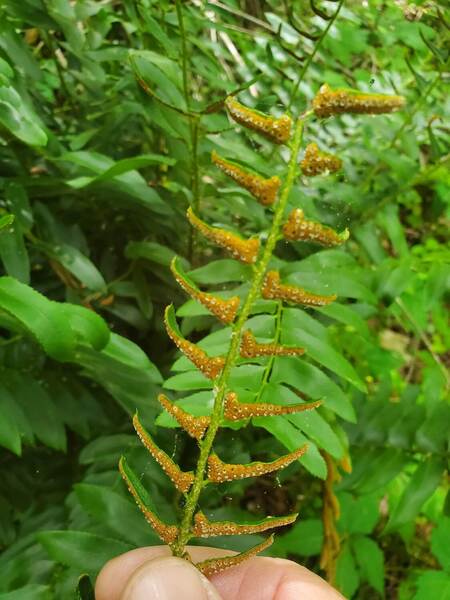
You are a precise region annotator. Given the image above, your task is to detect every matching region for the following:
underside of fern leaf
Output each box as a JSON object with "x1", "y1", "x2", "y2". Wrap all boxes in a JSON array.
[{"x1": 120, "y1": 84, "x2": 405, "y2": 575}]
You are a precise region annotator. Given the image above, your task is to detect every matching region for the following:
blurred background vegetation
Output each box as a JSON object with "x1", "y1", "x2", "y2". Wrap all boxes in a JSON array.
[{"x1": 0, "y1": 0, "x2": 448, "y2": 598}]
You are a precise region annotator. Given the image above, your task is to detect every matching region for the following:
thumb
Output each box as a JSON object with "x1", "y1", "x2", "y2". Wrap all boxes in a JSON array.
[{"x1": 120, "y1": 555, "x2": 223, "y2": 600}]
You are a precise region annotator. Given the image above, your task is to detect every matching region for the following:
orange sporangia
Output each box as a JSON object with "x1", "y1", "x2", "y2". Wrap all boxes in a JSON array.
[
  {"x1": 193, "y1": 511, "x2": 297, "y2": 537},
  {"x1": 158, "y1": 394, "x2": 210, "y2": 441},
  {"x1": 240, "y1": 329, "x2": 305, "y2": 358},
  {"x1": 225, "y1": 96, "x2": 292, "y2": 144},
  {"x1": 196, "y1": 536, "x2": 274, "y2": 576},
  {"x1": 313, "y1": 83, "x2": 405, "y2": 118},
  {"x1": 212, "y1": 150, "x2": 281, "y2": 206},
  {"x1": 187, "y1": 207, "x2": 260, "y2": 264},
  {"x1": 133, "y1": 414, "x2": 194, "y2": 493},
  {"x1": 300, "y1": 143, "x2": 342, "y2": 176},
  {"x1": 223, "y1": 391, "x2": 322, "y2": 421},
  {"x1": 207, "y1": 445, "x2": 307, "y2": 482},
  {"x1": 282, "y1": 208, "x2": 349, "y2": 247},
  {"x1": 119, "y1": 457, "x2": 179, "y2": 544},
  {"x1": 164, "y1": 305, "x2": 225, "y2": 379},
  {"x1": 262, "y1": 271, "x2": 336, "y2": 307},
  {"x1": 170, "y1": 257, "x2": 240, "y2": 324}
]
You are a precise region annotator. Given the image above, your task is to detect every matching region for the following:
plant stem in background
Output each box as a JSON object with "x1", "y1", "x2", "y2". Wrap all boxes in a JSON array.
[
  {"x1": 288, "y1": 0, "x2": 344, "y2": 110},
  {"x1": 171, "y1": 117, "x2": 306, "y2": 557},
  {"x1": 175, "y1": 0, "x2": 202, "y2": 261}
]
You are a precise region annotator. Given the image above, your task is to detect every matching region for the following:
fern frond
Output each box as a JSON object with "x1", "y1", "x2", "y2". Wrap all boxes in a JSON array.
[
  {"x1": 240, "y1": 329, "x2": 305, "y2": 357},
  {"x1": 212, "y1": 151, "x2": 281, "y2": 205},
  {"x1": 187, "y1": 207, "x2": 260, "y2": 264},
  {"x1": 119, "y1": 456, "x2": 179, "y2": 544},
  {"x1": 171, "y1": 257, "x2": 240, "y2": 324},
  {"x1": 158, "y1": 394, "x2": 210, "y2": 441},
  {"x1": 313, "y1": 84, "x2": 405, "y2": 117},
  {"x1": 300, "y1": 142, "x2": 342, "y2": 176},
  {"x1": 193, "y1": 511, "x2": 297, "y2": 537},
  {"x1": 224, "y1": 391, "x2": 322, "y2": 420},
  {"x1": 207, "y1": 445, "x2": 307, "y2": 482},
  {"x1": 283, "y1": 209, "x2": 349, "y2": 246},
  {"x1": 164, "y1": 304, "x2": 225, "y2": 379},
  {"x1": 225, "y1": 96, "x2": 292, "y2": 144},
  {"x1": 262, "y1": 271, "x2": 337, "y2": 306},
  {"x1": 195, "y1": 535, "x2": 274, "y2": 576},
  {"x1": 133, "y1": 414, "x2": 194, "y2": 493}
]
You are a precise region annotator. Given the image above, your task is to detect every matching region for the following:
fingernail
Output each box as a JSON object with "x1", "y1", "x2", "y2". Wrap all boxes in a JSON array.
[{"x1": 121, "y1": 556, "x2": 222, "y2": 600}]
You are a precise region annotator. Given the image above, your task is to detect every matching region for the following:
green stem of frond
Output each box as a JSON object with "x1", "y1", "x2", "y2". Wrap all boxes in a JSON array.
[{"x1": 171, "y1": 117, "x2": 306, "y2": 557}]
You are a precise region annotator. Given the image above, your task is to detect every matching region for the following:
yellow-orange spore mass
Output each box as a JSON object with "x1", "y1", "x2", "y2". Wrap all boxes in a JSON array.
[
  {"x1": 170, "y1": 258, "x2": 240, "y2": 324},
  {"x1": 225, "y1": 96, "x2": 292, "y2": 144},
  {"x1": 283, "y1": 208, "x2": 349, "y2": 247},
  {"x1": 164, "y1": 309, "x2": 225, "y2": 379},
  {"x1": 119, "y1": 458, "x2": 179, "y2": 544},
  {"x1": 212, "y1": 151, "x2": 280, "y2": 206},
  {"x1": 223, "y1": 391, "x2": 322, "y2": 421},
  {"x1": 262, "y1": 271, "x2": 336, "y2": 307},
  {"x1": 300, "y1": 143, "x2": 342, "y2": 176},
  {"x1": 158, "y1": 394, "x2": 210, "y2": 441},
  {"x1": 207, "y1": 445, "x2": 307, "y2": 482},
  {"x1": 193, "y1": 511, "x2": 297, "y2": 537},
  {"x1": 187, "y1": 207, "x2": 259, "y2": 264},
  {"x1": 133, "y1": 415, "x2": 194, "y2": 493},
  {"x1": 240, "y1": 329, "x2": 305, "y2": 358},
  {"x1": 196, "y1": 536, "x2": 274, "y2": 576},
  {"x1": 313, "y1": 83, "x2": 405, "y2": 118}
]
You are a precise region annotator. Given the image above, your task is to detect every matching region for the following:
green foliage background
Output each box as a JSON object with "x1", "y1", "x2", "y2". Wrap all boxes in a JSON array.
[{"x1": 0, "y1": 0, "x2": 448, "y2": 598}]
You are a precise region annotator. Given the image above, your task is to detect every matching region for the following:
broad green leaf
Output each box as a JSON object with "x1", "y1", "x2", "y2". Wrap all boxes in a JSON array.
[
  {"x1": 79, "y1": 435, "x2": 139, "y2": 466},
  {"x1": 129, "y1": 50, "x2": 185, "y2": 109},
  {"x1": 0, "y1": 21, "x2": 42, "y2": 80},
  {"x1": 0, "y1": 586, "x2": 51, "y2": 600},
  {"x1": 254, "y1": 416, "x2": 327, "y2": 479},
  {"x1": 339, "y1": 448, "x2": 407, "y2": 494},
  {"x1": 38, "y1": 531, "x2": 132, "y2": 574},
  {"x1": 0, "y1": 277, "x2": 75, "y2": 361},
  {"x1": 0, "y1": 57, "x2": 13, "y2": 80},
  {"x1": 271, "y1": 519, "x2": 323, "y2": 558},
  {"x1": 281, "y1": 316, "x2": 366, "y2": 392},
  {"x1": 164, "y1": 370, "x2": 212, "y2": 391},
  {"x1": 5, "y1": 183, "x2": 33, "y2": 231},
  {"x1": 38, "y1": 242, "x2": 106, "y2": 292},
  {"x1": 270, "y1": 357, "x2": 355, "y2": 422},
  {"x1": 338, "y1": 492, "x2": 380, "y2": 535},
  {"x1": 413, "y1": 571, "x2": 450, "y2": 600},
  {"x1": 189, "y1": 260, "x2": 252, "y2": 285},
  {"x1": 352, "y1": 535, "x2": 385, "y2": 596},
  {"x1": 385, "y1": 457, "x2": 445, "y2": 533},
  {"x1": 0, "y1": 379, "x2": 33, "y2": 445},
  {"x1": 335, "y1": 544, "x2": 360, "y2": 599},
  {"x1": 59, "y1": 151, "x2": 170, "y2": 215},
  {"x1": 0, "y1": 224, "x2": 29, "y2": 283},
  {"x1": 377, "y1": 204, "x2": 409, "y2": 258},
  {"x1": 314, "y1": 303, "x2": 370, "y2": 337},
  {"x1": 97, "y1": 335, "x2": 159, "y2": 381},
  {"x1": 62, "y1": 304, "x2": 110, "y2": 352},
  {"x1": 0, "y1": 384, "x2": 21, "y2": 455},
  {"x1": 0, "y1": 86, "x2": 47, "y2": 146},
  {"x1": 431, "y1": 517, "x2": 450, "y2": 571},
  {"x1": 12, "y1": 374, "x2": 66, "y2": 451},
  {"x1": 262, "y1": 384, "x2": 345, "y2": 458},
  {"x1": 126, "y1": 241, "x2": 182, "y2": 268},
  {"x1": 0, "y1": 215, "x2": 14, "y2": 232},
  {"x1": 415, "y1": 403, "x2": 450, "y2": 453},
  {"x1": 82, "y1": 154, "x2": 176, "y2": 184}
]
